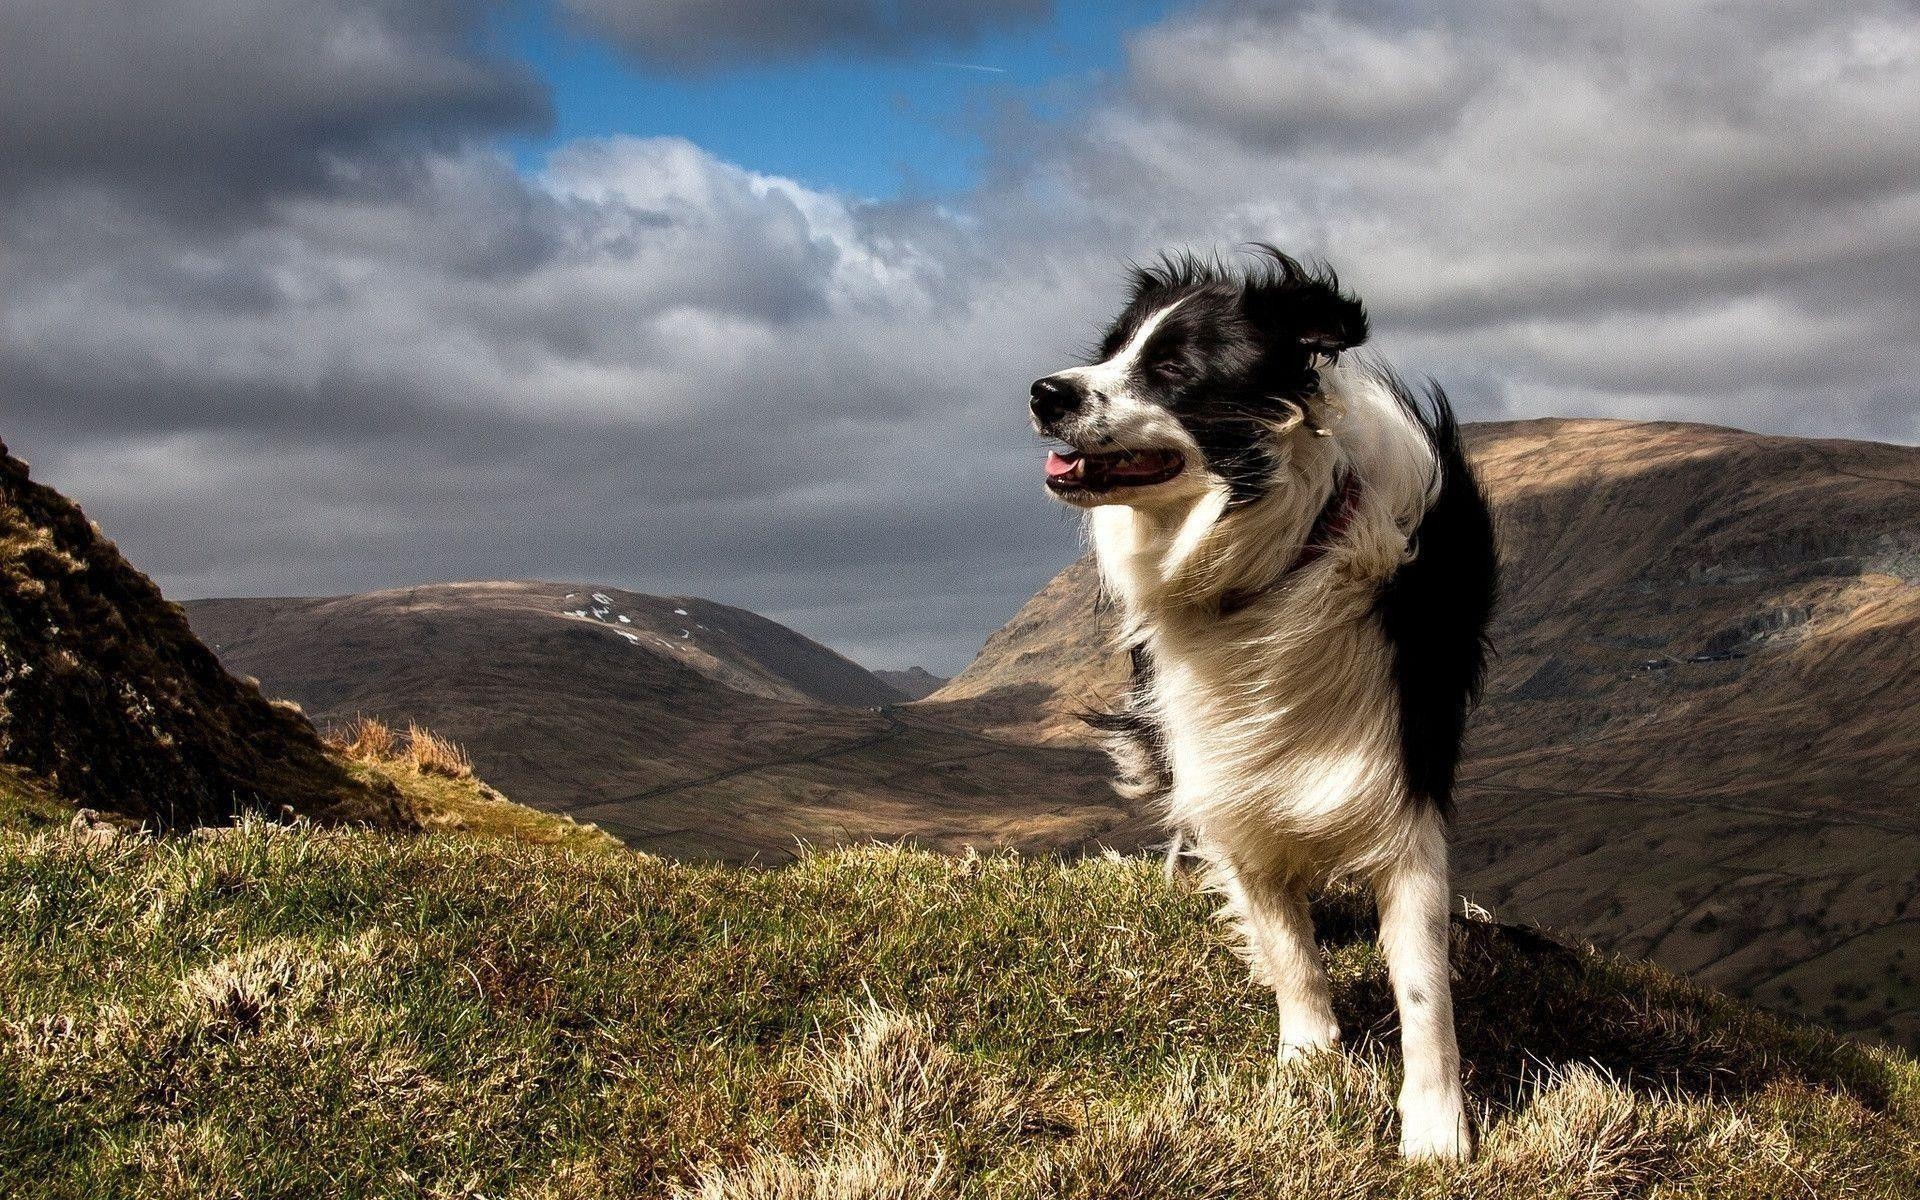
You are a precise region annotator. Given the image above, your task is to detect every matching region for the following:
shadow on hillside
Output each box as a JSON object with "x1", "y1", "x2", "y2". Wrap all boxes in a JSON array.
[
  {"x1": 912, "y1": 682, "x2": 1109, "y2": 740},
  {"x1": 1307, "y1": 890, "x2": 1894, "y2": 1115}
]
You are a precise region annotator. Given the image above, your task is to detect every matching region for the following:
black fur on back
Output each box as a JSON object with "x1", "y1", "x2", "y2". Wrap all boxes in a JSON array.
[{"x1": 1374, "y1": 375, "x2": 1499, "y2": 816}]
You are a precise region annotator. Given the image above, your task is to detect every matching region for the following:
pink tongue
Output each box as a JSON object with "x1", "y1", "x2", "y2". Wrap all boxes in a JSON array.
[{"x1": 1046, "y1": 450, "x2": 1080, "y2": 478}]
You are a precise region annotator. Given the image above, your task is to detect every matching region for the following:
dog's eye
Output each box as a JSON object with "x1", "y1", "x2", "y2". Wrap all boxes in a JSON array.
[{"x1": 1152, "y1": 358, "x2": 1193, "y2": 383}]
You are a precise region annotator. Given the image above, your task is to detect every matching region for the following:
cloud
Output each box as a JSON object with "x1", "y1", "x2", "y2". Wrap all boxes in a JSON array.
[
  {"x1": 1128, "y1": 8, "x2": 1474, "y2": 150},
  {"x1": 559, "y1": 0, "x2": 1052, "y2": 71},
  {"x1": 0, "y1": 0, "x2": 548, "y2": 216},
  {"x1": 1021, "y1": 0, "x2": 1920, "y2": 438},
  {"x1": 1, "y1": 130, "x2": 1093, "y2": 669},
  {"x1": 3, "y1": 0, "x2": 1917, "y2": 675}
]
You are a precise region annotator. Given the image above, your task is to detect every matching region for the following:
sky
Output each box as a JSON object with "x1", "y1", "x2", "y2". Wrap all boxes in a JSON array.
[{"x1": 3, "y1": 1, "x2": 1917, "y2": 674}]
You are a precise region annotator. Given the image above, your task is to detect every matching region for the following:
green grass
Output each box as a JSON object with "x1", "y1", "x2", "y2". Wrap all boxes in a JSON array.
[
  {"x1": 0, "y1": 764, "x2": 70, "y2": 831},
  {"x1": 328, "y1": 714, "x2": 625, "y2": 854},
  {"x1": 1, "y1": 823, "x2": 1915, "y2": 1198},
  {"x1": 346, "y1": 755, "x2": 624, "y2": 855}
]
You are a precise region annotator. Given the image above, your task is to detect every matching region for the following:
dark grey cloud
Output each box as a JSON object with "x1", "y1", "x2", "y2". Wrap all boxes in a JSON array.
[
  {"x1": 4, "y1": 0, "x2": 1917, "y2": 675},
  {"x1": 1, "y1": 122, "x2": 1090, "y2": 669},
  {"x1": 0, "y1": 0, "x2": 547, "y2": 213},
  {"x1": 559, "y1": 0, "x2": 1052, "y2": 71}
]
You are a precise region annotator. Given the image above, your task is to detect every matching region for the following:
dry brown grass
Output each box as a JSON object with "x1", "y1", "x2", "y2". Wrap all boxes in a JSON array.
[
  {"x1": 3, "y1": 830, "x2": 1913, "y2": 1199},
  {"x1": 404, "y1": 721, "x2": 473, "y2": 778},
  {"x1": 329, "y1": 715, "x2": 472, "y2": 779},
  {"x1": 681, "y1": 1010, "x2": 1023, "y2": 1200},
  {"x1": 177, "y1": 941, "x2": 337, "y2": 1041},
  {"x1": 323, "y1": 715, "x2": 618, "y2": 852},
  {"x1": 331, "y1": 714, "x2": 400, "y2": 763}
]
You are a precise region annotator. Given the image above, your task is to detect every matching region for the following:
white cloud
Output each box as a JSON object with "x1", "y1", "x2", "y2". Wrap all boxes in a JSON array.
[
  {"x1": 4, "y1": 0, "x2": 1917, "y2": 674},
  {"x1": 1130, "y1": 9, "x2": 1473, "y2": 149},
  {"x1": 1013, "y1": 0, "x2": 1920, "y2": 440}
]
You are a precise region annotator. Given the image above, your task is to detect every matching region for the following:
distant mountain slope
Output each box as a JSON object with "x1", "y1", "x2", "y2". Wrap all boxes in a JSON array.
[
  {"x1": 189, "y1": 582, "x2": 902, "y2": 711},
  {"x1": 0, "y1": 440, "x2": 399, "y2": 829},
  {"x1": 926, "y1": 418, "x2": 1920, "y2": 1051},
  {"x1": 929, "y1": 554, "x2": 1112, "y2": 741},
  {"x1": 186, "y1": 583, "x2": 1132, "y2": 860},
  {"x1": 875, "y1": 666, "x2": 947, "y2": 700}
]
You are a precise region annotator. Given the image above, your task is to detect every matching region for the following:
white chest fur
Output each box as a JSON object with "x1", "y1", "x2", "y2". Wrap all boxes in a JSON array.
[{"x1": 1091, "y1": 498, "x2": 1416, "y2": 883}]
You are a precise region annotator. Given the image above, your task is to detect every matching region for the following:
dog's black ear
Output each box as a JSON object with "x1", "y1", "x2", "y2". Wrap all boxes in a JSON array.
[{"x1": 1240, "y1": 245, "x2": 1369, "y2": 354}]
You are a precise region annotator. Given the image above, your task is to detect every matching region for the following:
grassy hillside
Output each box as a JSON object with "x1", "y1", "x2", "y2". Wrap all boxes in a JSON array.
[
  {"x1": 330, "y1": 716, "x2": 622, "y2": 855},
  {"x1": 0, "y1": 763, "x2": 72, "y2": 831},
  {"x1": 3, "y1": 822, "x2": 1914, "y2": 1198}
]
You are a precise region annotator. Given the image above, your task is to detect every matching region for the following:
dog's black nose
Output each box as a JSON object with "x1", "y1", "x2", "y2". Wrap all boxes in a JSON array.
[{"x1": 1029, "y1": 375, "x2": 1080, "y2": 426}]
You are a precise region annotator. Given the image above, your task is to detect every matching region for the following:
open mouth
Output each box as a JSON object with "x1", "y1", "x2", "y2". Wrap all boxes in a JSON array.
[{"x1": 1045, "y1": 447, "x2": 1186, "y2": 493}]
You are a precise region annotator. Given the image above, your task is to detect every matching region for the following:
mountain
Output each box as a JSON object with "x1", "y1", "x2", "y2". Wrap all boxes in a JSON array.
[
  {"x1": 0, "y1": 440, "x2": 400, "y2": 829},
  {"x1": 931, "y1": 554, "x2": 1113, "y2": 742},
  {"x1": 185, "y1": 582, "x2": 1142, "y2": 860},
  {"x1": 190, "y1": 583, "x2": 902, "y2": 711},
  {"x1": 930, "y1": 418, "x2": 1920, "y2": 1051},
  {"x1": 874, "y1": 666, "x2": 947, "y2": 700}
]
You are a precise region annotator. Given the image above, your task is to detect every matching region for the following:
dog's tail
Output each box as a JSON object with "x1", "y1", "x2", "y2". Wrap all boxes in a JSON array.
[{"x1": 1375, "y1": 379, "x2": 1500, "y2": 815}]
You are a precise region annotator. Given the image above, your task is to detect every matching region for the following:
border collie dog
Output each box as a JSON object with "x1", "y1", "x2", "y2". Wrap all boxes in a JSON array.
[{"x1": 1032, "y1": 247, "x2": 1497, "y2": 1159}]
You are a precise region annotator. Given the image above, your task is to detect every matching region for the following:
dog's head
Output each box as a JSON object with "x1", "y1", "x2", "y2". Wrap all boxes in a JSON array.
[{"x1": 1032, "y1": 246, "x2": 1367, "y2": 509}]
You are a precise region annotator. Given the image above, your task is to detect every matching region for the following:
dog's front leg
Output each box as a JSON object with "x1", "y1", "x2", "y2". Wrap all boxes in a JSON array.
[
  {"x1": 1227, "y1": 870, "x2": 1341, "y2": 1058},
  {"x1": 1374, "y1": 810, "x2": 1472, "y2": 1160}
]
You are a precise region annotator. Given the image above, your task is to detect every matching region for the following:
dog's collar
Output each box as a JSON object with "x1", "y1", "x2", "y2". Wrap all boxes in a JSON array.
[
  {"x1": 1289, "y1": 470, "x2": 1363, "y2": 574},
  {"x1": 1218, "y1": 471, "x2": 1362, "y2": 616}
]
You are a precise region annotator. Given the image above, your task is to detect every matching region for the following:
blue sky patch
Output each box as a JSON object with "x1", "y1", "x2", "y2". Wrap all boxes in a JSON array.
[{"x1": 499, "y1": 0, "x2": 1175, "y2": 198}]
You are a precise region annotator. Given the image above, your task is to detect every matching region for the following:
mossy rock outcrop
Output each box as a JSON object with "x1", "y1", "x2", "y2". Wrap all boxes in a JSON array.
[{"x1": 0, "y1": 440, "x2": 399, "y2": 828}]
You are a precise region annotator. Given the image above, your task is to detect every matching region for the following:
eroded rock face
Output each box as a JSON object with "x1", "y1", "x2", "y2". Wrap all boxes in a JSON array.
[{"x1": 0, "y1": 440, "x2": 399, "y2": 829}]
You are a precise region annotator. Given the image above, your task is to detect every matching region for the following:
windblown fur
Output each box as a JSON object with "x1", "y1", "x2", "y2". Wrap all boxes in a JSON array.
[{"x1": 1031, "y1": 247, "x2": 1498, "y2": 1159}]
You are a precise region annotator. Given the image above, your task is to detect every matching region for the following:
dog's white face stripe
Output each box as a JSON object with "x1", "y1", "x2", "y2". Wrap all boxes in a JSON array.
[
  {"x1": 1052, "y1": 297, "x2": 1187, "y2": 399},
  {"x1": 1043, "y1": 298, "x2": 1204, "y2": 469}
]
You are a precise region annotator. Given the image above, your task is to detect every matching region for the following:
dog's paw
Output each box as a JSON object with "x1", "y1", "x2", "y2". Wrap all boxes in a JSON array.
[
  {"x1": 1277, "y1": 1018, "x2": 1341, "y2": 1063},
  {"x1": 1397, "y1": 1091, "x2": 1474, "y2": 1161}
]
